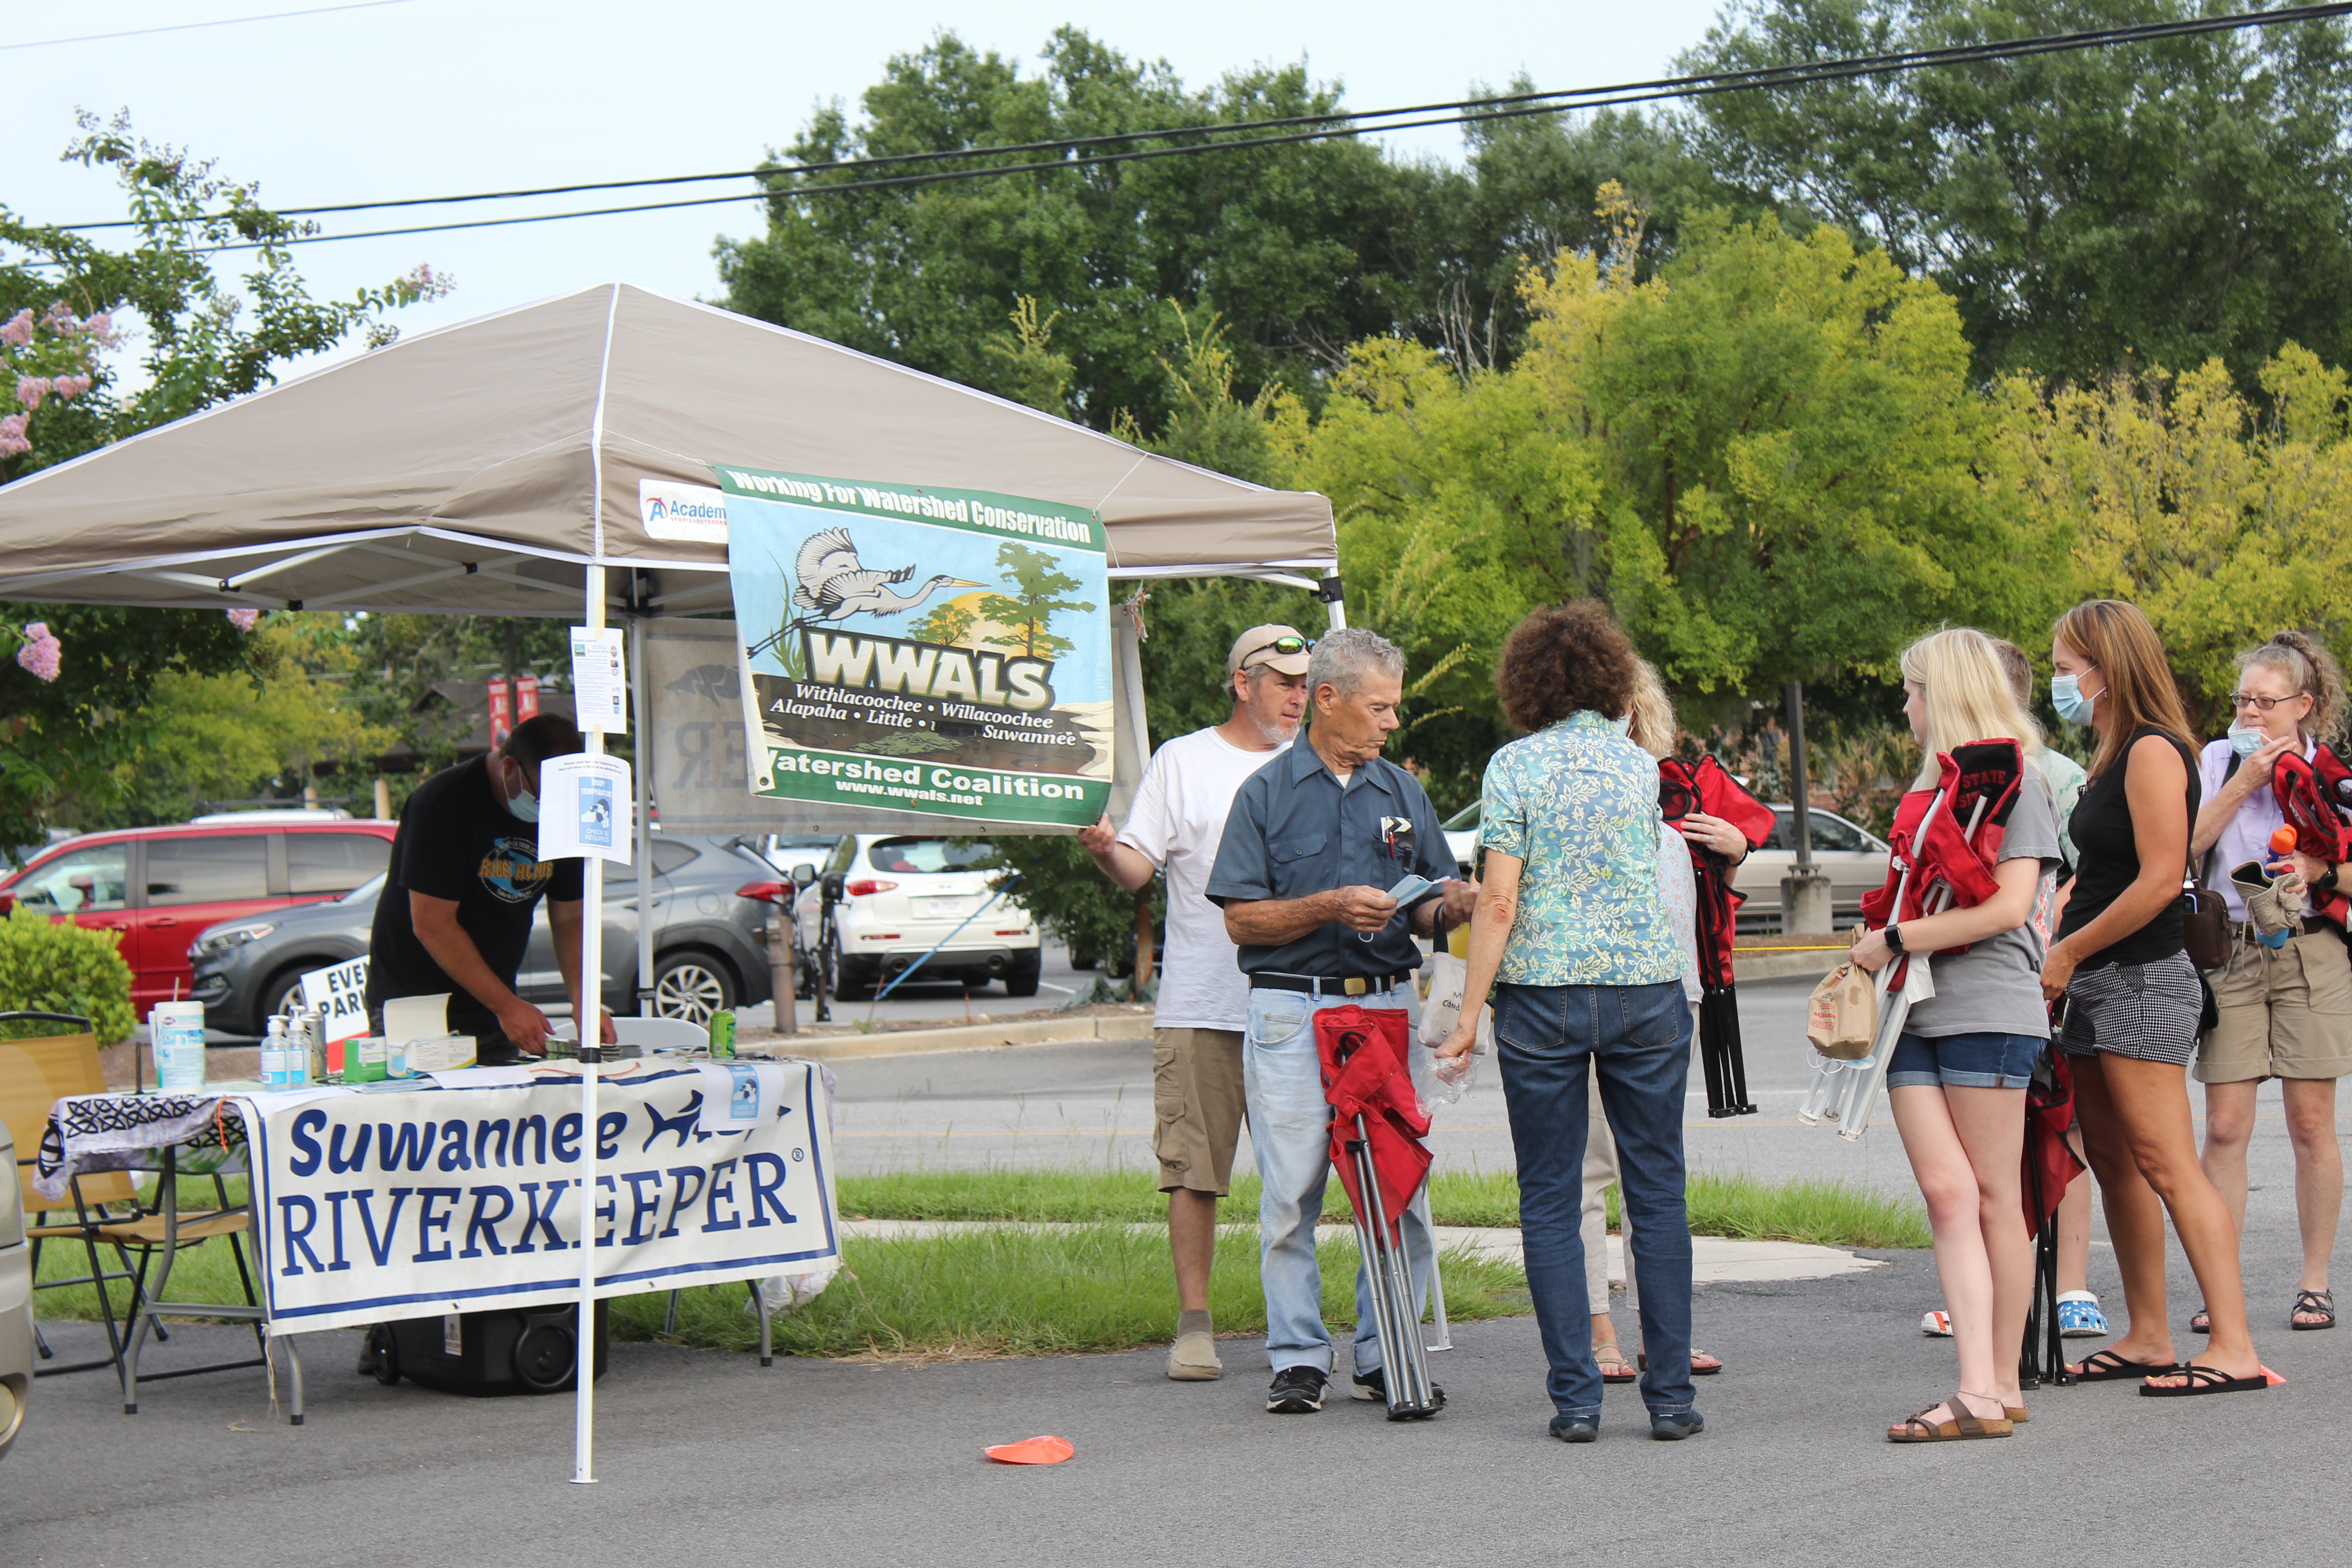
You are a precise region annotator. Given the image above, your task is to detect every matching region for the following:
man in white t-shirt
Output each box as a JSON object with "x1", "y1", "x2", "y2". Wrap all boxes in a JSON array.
[{"x1": 1079, "y1": 624, "x2": 1310, "y2": 1382}]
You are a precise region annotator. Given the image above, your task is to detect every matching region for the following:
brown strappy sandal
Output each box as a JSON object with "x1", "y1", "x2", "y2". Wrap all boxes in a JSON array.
[{"x1": 1888, "y1": 1392, "x2": 2014, "y2": 1443}]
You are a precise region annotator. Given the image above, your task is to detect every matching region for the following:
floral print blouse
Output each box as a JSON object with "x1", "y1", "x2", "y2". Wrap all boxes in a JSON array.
[{"x1": 1478, "y1": 710, "x2": 1683, "y2": 988}]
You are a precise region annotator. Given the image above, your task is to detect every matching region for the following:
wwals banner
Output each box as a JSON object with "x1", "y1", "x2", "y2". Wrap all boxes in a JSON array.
[
  {"x1": 716, "y1": 464, "x2": 1111, "y2": 828},
  {"x1": 244, "y1": 1063, "x2": 837, "y2": 1334}
]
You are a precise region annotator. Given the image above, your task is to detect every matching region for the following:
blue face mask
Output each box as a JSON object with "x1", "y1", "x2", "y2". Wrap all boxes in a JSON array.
[
  {"x1": 2229, "y1": 724, "x2": 2268, "y2": 757},
  {"x1": 499, "y1": 760, "x2": 540, "y2": 823},
  {"x1": 2051, "y1": 670, "x2": 2099, "y2": 727}
]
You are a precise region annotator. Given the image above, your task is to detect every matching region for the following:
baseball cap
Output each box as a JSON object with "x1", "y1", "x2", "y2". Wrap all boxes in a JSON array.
[{"x1": 1227, "y1": 624, "x2": 1312, "y2": 676}]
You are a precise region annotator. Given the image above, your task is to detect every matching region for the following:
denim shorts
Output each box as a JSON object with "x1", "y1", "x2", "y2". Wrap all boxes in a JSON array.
[{"x1": 1884, "y1": 1030, "x2": 2045, "y2": 1090}]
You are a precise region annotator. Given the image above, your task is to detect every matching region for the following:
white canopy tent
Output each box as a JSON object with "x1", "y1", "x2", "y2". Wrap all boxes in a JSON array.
[{"x1": 0, "y1": 282, "x2": 1341, "y2": 1479}]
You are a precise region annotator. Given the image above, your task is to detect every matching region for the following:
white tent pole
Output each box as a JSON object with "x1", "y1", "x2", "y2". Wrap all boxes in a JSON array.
[
  {"x1": 573, "y1": 564, "x2": 606, "y2": 1486},
  {"x1": 573, "y1": 284, "x2": 620, "y2": 1487},
  {"x1": 630, "y1": 615, "x2": 655, "y2": 1018}
]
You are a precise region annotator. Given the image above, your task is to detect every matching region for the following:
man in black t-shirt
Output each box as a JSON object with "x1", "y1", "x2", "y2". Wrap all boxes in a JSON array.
[{"x1": 367, "y1": 714, "x2": 614, "y2": 1063}]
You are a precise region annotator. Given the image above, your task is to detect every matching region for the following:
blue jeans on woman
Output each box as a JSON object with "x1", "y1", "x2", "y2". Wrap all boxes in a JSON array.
[{"x1": 1494, "y1": 979, "x2": 1696, "y2": 1422}]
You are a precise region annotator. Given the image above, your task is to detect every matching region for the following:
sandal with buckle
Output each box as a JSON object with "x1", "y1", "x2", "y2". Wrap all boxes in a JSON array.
[
  {"x1": 1595, "y1": 1344, "x2": 1638, "y2": 1383},
  {"x1": 2293, "y1": 1289, "x2": 2335, "y2": 1331},
  {"x1": 1889, "y1": 1392, "x2": 2013, "y2": 1442}
]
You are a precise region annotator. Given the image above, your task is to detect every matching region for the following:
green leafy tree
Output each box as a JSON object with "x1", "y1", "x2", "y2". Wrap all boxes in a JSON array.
[
  {"x1": 978, "y1": 543, "x2": 1096, "y2": 660},
  {"x1": 0, "y1": 114, "x2": 450, "y2": 848},
  {"x1": 907, "y1": 599, "x2": 979, "y2": 648},
  {"x1": 1680, "y1": 0, "x2": 2352, "y2": 388}
]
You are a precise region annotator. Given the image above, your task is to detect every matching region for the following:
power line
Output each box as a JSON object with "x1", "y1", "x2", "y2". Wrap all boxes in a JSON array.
[
  {"x1": 37, "y1": 0, "x2": 2352, "y2": 251},
  {"x1": 1, "y1": 0, "x2": 420, "y2": 52}
]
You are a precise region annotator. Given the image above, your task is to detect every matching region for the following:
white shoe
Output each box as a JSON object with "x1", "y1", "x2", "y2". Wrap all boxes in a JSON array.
[
  {"x1": 1167, "y1": 1330, "x2": 1223, "y2": 1381},
  {"x1": 1920, "y1": 1310, "x2": 1953, "y2": 1337}
]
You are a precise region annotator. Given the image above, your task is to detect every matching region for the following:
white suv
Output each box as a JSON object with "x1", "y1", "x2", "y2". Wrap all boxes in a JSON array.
[{"x1": 796, "y1": 834, "x2": 1041, "y2": 1001}]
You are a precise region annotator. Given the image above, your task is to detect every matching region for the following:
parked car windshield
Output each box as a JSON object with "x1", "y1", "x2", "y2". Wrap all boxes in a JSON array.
[
  {"x1": 867, "y1": 838, "x2": 995, "y2": 874},
  {"x1": 1441, "y1": 801, "x2": 1481, "y2": 832}
]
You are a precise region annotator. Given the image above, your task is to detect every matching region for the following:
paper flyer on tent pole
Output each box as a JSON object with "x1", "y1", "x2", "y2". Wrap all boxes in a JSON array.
[{"x1": 713, "y1": 464, "x2": 1112, "y2": 829}]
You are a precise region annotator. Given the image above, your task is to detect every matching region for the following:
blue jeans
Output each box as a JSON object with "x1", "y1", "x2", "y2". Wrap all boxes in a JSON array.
[
  {"x1": 1494, "y1": 980, "x2": 1696, "y2": 1420},
  {"x1": 1243, "y1": 983, "x2": 1435, "y2": 1376}
]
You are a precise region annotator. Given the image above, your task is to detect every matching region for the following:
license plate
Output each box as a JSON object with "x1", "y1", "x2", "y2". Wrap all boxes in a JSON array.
[{"x1": 926, "y1": 899, "x2": 966, "y2": 917}]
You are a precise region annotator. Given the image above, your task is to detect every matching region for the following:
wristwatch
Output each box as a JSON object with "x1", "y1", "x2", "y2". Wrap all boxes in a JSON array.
[
  {"x1": 2319, "y1": 864, "x2": 2342, "y2": 894},
  {"x1": 1885, "y1": 925, "x2": 1906, "y2": 955}
]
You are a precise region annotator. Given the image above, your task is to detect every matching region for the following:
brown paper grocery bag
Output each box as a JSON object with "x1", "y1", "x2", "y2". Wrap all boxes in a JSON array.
[{"x1": 1806, "y1": 963, "x2": 1878, "y2": 1060}]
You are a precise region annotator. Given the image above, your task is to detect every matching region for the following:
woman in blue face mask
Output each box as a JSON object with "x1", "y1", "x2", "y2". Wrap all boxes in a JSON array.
[
  {"x1": 2187, "y1": 631, "x2": 2351, "y2": 1335},
  {"x1": 2043, "y1": 599, "x2": 2267, "y2": 1396}
]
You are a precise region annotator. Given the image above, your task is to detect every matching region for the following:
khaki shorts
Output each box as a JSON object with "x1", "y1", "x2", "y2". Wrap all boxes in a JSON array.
[
  {"x1": 2195, "y1": 927, "x2": 2352, "y2": 1083},
  {"x1": 1152, "y1": 1027, "x2": 1247, "y2": 1195}
]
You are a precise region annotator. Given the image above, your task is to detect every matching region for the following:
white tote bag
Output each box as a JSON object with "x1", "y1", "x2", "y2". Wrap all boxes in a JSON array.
[{"x1": 1418, "y1": 952, "x2": 1494, "y2": 1053}]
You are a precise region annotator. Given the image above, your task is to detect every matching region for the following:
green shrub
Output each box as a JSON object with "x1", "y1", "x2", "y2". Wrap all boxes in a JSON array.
[{"x1": 0, "y1": 907, "x2": 135, "y2": 1043}]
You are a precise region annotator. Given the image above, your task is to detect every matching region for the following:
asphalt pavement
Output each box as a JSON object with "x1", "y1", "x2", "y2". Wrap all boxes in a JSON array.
[{"x1": 18, "y1": 971, "x2": 2346, "y2": 1564}]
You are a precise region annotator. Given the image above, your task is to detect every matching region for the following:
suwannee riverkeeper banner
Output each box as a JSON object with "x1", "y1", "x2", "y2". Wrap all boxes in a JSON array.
[{"x1": 715, "y1": 464, "x2": 1112, "y2": 828}]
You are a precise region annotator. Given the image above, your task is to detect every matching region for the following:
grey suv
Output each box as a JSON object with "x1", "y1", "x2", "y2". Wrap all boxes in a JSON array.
[{"x1": 188, "y1": 835, "x2": 779, "y2": 1033}]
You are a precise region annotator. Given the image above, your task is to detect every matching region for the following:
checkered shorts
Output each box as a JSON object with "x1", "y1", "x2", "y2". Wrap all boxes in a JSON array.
[{"x1": 2059, "y1": 951, "x2": 2203, "y2": 1067}]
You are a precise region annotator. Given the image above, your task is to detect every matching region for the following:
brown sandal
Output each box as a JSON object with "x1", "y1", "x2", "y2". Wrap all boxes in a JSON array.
[
  {"x1": 1888, "y1": 1393, "x2": 2014, "y2": 1443},
  {"x1": 1595, "y1": 1344, "x2": 1638, "y2": 1383}
]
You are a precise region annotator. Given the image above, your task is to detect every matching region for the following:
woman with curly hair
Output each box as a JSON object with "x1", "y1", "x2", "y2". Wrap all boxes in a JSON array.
[
  {"x1": 1438, "y1": 602, "x2": 1700, "y2": 1444},
  {"x1": 2189, "y1": 630, "x2": 2352, "y2": 1334}
]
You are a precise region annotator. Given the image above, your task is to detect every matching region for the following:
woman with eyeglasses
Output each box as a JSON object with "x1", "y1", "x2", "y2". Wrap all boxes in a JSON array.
[
  {"x1": 2043, "y1": 600, "x2": 2266, "y2": 1396},
  {"x1": 2187, "y1": 631, "x2": 2352, "y2": 1335}
]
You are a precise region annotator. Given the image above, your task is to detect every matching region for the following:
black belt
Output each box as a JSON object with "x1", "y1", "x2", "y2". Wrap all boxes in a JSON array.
[
  {"x1": 2230, "y1": 916, "x2": 2336, "y2": 938},
  {"x1": 1250, "y1": 970, "x2": 1412, "y2": 997}
]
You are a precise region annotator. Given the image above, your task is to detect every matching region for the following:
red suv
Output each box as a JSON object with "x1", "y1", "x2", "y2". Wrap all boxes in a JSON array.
[{"x1": 0, "y1": 820, "x2": 397, "y2": 1019}]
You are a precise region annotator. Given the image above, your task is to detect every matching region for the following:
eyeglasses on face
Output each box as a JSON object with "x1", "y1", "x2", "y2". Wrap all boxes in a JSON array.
[{"x1": 2230, "y1": 691, "x2": 2305, "y2": 712}]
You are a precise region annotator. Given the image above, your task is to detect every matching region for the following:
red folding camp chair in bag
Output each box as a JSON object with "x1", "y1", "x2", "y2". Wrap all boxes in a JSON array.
[
  {"x1": 1313, "y1": 1005, "x2": 1442, "y2": 1420},
  {"x1": 1658, "y1": 756, "x2": 1777, "y2": 1117},
  {"x1": 2273, "y1": 747, "x2": 2352, "y2": 927}
]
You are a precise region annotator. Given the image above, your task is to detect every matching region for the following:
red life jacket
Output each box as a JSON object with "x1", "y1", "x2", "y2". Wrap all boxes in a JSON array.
[
  {"x1": 1658, "y1": 756, "x2": 1778, "y2": 991},
  {"x1": 1859, "y1": 740, "x2": 2027, "y2": 943},
  {"x1": 2272, "y1": 745, "x2": 2352, "y2": 926}
]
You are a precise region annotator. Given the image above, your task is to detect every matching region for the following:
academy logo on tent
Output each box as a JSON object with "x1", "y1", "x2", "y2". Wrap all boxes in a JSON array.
[{"x1": 638, "y1": 479, "x2": 730, "y2": 543}]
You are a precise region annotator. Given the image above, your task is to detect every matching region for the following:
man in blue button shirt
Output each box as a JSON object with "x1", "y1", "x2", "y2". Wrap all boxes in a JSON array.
[{"x1": 1207, "y1": 626, "x2": 1477, "y2": 1414}]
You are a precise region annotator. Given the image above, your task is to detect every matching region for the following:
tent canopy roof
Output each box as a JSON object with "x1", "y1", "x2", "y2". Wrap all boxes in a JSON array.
[{"x1": 0, "y1": 284, "x2": 1335, "y2": 617}]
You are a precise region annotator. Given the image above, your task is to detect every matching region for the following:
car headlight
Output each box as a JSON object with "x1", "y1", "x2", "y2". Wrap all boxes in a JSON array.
[{"x1": 192, "y1": 922, "x2": 275, "y2": 958}]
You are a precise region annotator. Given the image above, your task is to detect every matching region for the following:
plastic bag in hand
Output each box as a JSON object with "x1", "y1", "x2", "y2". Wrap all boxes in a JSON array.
[{"x1": 1428, "y1": 1048, "x2": 1479, "y2": 1105}]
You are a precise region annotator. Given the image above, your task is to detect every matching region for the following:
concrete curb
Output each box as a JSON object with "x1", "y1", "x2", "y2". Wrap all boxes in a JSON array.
[
  {"x1": 1732, "y1": 950, "x2": 1845, "y2": 984},
  {"x1": 755, "y1": 1013, "x2": 1155, "y2": 1061}
]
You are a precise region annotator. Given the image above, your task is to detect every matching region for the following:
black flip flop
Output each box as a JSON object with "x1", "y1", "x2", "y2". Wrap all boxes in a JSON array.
[
  {"x1": 2068, "y1": 1348, "x2": 2178, "y2": 1382},
  {"x1": 2292, "y1": 1289, "x2": 2335, "y2": 1331},
  {"x1": 2139, "y1": 1362, "x2": 2267, "y2": 1397}
]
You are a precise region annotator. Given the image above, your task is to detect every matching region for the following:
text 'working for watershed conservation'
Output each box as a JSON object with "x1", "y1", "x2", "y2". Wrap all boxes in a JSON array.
[{"x1": 716, "y1": 465, "x2": 1111, "y2": 828}]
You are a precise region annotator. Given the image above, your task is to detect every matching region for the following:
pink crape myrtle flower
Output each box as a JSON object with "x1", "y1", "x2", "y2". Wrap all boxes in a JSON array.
[
  {"x1": 81, "y1": 311, "x2": 119, "y2": 349},
  {"x1": 0, "y1": 414, "x2": 27, "y2": 459},
  {"x1": 49, "y1": 374, "x2": 92, "y2": 402},
  {"x1": 0, "y1": 310, "x2": 30, "y2": 349},
  {"x1": 15, "y1": 622, "x2": 61, "y2": 682},
  {"x1": 15, "y1": 376, "x2": 46, "y2": 410},
  {"x1": 225, "y1": 608, "x2": 261, "y2": 632}
]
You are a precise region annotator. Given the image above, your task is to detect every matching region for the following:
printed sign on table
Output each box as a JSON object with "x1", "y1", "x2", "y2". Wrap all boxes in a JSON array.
[
  {"x1": 297, "y1": 956, "x2": 372, "y2": 1044},
  {"x1": 242, "y1": 1063, "x2": 838, "y2": 1334},
  {"x1": 715, "y1": 464, "x2": 1111, "y2": 828}
]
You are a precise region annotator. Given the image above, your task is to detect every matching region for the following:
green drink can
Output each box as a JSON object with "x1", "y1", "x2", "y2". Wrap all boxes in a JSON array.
[{"x1": 708, "y1": 1009, "x2": 736, "y2": 1058}]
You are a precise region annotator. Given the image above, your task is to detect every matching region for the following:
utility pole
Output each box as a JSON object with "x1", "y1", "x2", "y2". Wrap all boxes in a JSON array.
[{"x1": 1779, "y1": 680, "x2": 1832, "y2": 935}]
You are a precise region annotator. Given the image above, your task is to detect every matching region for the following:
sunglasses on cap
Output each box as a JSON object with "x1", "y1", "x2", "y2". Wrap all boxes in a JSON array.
[{"x1": 1238, "y1": 634, "x2": 1311, "y2": 664}]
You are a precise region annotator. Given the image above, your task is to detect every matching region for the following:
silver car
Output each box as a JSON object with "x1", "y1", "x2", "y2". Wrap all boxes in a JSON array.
[
  {"x1": 188, "y1": 835, "x2": 781, "y2": 1032},
  {"x1": 0, "y1": 1110, "x2": 30, "y2": 1463}
]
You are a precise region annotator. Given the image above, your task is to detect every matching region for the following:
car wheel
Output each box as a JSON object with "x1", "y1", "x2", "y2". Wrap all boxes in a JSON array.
[
  {"x1": 823, "y1": 932, "x2": 873, "y2": 1002},
  {"x1": 652, "y1": 952, "x2": 735, "y2": 1024},
  {"x1": 1003, "y1": 952, "x2": 1041, "y2": 998},
  {"x1": 255, "y1": 966, "x2": 309, "y2": 1035}
]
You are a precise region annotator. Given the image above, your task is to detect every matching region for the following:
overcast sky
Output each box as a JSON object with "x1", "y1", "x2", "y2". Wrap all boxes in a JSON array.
[{"x1": 7, "y1": 0, "x2": 1728, "y2": 377}]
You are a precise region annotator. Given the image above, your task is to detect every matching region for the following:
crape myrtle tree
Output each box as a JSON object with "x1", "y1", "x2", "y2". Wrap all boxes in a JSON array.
[{"x1": 0, "y1": 113, "x2": 450, "y2": 853}]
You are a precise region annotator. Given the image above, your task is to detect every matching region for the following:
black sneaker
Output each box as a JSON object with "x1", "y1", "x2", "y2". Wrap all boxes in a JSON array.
[
  {"x1": 1350, "y1": 1365, "x2": 1446, "y2": 1410},
  {"x1": 1267, "y1": 1366, "x2": 1328, "y2": 1414},
  {"x1": 1650, "y1": 1411, "x2": 1705, "y2": 1441},
  {"x1": 1550, "y1": 1414, "x2": 1600, "y2": 1443}
]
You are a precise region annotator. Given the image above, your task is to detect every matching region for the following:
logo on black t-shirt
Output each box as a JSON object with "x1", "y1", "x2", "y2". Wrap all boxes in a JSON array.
[{"x1": 478, "y1": 836, "x2": 552, "y2": 905}]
